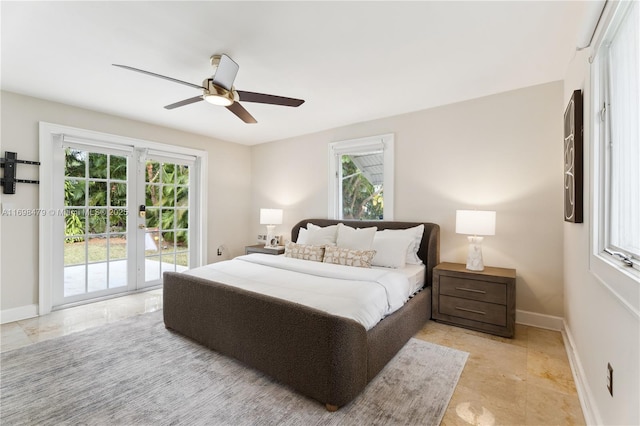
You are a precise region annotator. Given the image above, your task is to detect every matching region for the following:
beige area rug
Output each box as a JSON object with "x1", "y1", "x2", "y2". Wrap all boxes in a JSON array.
[{"x1": 1, "y1": 310, "x2": 468, "y2": 425}]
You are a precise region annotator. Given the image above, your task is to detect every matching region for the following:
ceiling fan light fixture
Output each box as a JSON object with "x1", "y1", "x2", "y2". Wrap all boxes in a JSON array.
[
  {"x1": 204, "y1": 93, "x2": 233, "y2": 106},
  {"x1": 203, "y1": 79, "x2": 234, "y2": 106}
]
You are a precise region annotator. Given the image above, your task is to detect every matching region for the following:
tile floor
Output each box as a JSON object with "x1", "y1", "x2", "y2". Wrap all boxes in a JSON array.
[{"x1": 1, "y1": 289, "x2": 585, "y2": 425}]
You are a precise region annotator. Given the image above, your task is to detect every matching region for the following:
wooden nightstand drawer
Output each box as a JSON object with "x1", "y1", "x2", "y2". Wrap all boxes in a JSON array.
[
  {"x1": 439, "y1": 295, "x2": 507, "y2": 327},
  {"x1": 439, "y1": 276, "x2": 506, "y2": 304},
  {"x1": 432, "y1": 262, "x2": 516, "y2": 338}
]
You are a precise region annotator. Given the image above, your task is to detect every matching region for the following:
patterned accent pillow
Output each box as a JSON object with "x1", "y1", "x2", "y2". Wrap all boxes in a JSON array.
[
  {"x1": 284, "y1": 242, "x2": 325, "y2": 262},
  {"x1": 322, "y1": 246, "x2": 376, "y2": 268}
]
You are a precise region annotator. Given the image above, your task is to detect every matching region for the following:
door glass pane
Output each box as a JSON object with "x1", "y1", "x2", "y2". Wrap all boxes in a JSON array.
[
  {"x1": 64, "y1": 239, "x2": 86, "y2": 266},
  {"x1": 87, "y1": 262, "x2": 107, "y2": 292},
  {"x1": 162, "y1": 164, "x2": 175, "y2": 184},
  {"x1": 145, "y1": 230, "x2": 160, "y2": 255},
  {"x1": 145, "y1": 161, "x2": 160, "y2": 182},
  {"x1": 88, "y1": 153, "x2": 107, "y2": 178},
  {"x1": 88, "y1": 181, "x2": 107, "y2": 206},
  {"x1": 109, "y1": 234, "x2": 127, "y2": 260},
  {"x1": 88, "y1": 209, "x2": 107, "y2": 234},
  {"x1": 110, "y1": 209, "x2": 127, "y2": 233},
  {"x1": 176, "y1": 165, "x2": 189, "y2": 184},
  {"x1": 65, "y1": 180, "x2": 86, "y2": 206},
  {"x1": 63, "y1": 149, "x2": 128, "y2": 299},
  {"x1": 176, "y1": 209, "x2": 188, "y2": 228},
  {"x1": 110, "y1": 155, "x2": 127, "y2": 180},
  {"x1": 146, "y1": 184, "x2": 161, "y2": 207},
  {"x1": 145, "y1": 256, "x2": 161, "y2": 282},
  {"x1": 162, "y1": 186, "x2": 175, "y2": 207},
  {"x1": 110, "y1": 183, "x2": 127, "y2": 206},
  {"x1": 65, "y1": 149, "x2": 86, "y2": 178},
  {"x1": 146, "y1": 208, "x2": 159, "y2": 228}
]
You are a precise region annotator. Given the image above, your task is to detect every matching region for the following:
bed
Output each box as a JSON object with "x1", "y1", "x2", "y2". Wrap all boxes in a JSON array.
[{"x1": 163, "y1": 219, "x2": 440, "y2": 410}]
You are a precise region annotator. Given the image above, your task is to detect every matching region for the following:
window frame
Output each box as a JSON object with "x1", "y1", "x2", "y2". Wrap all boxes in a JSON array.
[
  {"x1": 589, "y1": 0, "x2": 639, "y2": 314},
  {"x1": 328, "y1": 134, "x2": 394, "y2": 221}
]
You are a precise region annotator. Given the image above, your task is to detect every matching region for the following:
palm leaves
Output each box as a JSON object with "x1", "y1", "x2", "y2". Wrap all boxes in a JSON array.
[{"x1": 341, "y1": 155, "x2": 384, "y2": 220}]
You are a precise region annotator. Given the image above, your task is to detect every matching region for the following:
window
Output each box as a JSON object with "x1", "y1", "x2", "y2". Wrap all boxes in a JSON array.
[
  {"x1": 328, "y1": 134, "x2": 394, "y2": 220},
  {"x1": 593, "y1": 1, "x2": 640, "y2": 272}
]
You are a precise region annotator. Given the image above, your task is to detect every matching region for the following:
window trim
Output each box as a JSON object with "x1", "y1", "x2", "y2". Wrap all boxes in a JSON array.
[
  {"x1": 589, "y1": 0, "x2": 640, "y2": 318},
  {"x1": 328, "y1": 134, "x2": 394, "y2": 220}
]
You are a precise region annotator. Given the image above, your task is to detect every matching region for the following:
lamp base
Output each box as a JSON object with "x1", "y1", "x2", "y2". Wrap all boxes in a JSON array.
[
  {"x1": 265, "y1": 225, "x2": 277, "y2": 248},
  {"x1": 466, "y1": 236, "x2": 485, "y2": 271}
]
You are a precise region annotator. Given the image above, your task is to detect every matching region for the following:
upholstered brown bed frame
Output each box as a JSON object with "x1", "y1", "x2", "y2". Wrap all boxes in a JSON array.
[{"x1": 163, "y1": 219, "x2": 440, "y2": 410}]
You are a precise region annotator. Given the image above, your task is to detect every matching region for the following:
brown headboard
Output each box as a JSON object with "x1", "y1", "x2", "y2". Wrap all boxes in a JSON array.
[{"x1": 291, "y1": 219, "x2": 440, "y2": 288}]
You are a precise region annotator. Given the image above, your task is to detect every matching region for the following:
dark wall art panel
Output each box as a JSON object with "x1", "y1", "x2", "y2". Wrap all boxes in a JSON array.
[{"x1": 564, "y1": 90, "x2": 583, "y2": 223}]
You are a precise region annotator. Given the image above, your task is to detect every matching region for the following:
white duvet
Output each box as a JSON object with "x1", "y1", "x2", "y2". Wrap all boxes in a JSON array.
[{"x1": 184, "y1": 254, "x2": 413, "y2": 330}]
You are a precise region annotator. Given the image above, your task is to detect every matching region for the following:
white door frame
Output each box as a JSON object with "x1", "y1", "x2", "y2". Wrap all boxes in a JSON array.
[{"x1": 38, "y1": 122, "x2": 208, "y2": 315}]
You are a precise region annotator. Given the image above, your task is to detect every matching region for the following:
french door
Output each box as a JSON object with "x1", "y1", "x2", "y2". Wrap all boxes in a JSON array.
[
  {"x1": 140, "y1": 154, "x2": 192, "y2": 288},
  {"x1": 50, "y1": 137, "x2": 200, "y2": 308}
]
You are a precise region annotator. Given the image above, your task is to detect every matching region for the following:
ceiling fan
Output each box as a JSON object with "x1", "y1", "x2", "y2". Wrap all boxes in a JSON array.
[{"x1": 113, "y1": 54, "x2": 305, "y2": 124}]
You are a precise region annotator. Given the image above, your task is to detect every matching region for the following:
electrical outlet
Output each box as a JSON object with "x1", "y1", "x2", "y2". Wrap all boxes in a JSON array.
[{"x1": 607, "y1": 363, "x2": 613, "y2": 396}]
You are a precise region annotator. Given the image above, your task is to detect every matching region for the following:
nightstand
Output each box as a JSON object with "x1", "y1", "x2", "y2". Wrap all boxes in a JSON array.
[
  {"x1": 245, "y1": 244, "x2": 285, "y2": 255},
  {"x1": 432, "y1": 262, "x2": 516, "y2": 338}
]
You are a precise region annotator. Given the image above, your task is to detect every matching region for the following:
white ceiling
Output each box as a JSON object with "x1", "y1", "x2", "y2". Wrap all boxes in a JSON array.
[{"x1": 1, "y1": 1, "x2": 591, "y2": 146}]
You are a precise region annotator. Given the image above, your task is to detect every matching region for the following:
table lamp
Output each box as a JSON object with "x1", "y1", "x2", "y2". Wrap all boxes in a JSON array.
[
  {"x1": 456, "y1": 210, "x2": 496, "y2": 271},
  {"x1": 260, "y1": 208, "x2": 283, "y2": 248}
]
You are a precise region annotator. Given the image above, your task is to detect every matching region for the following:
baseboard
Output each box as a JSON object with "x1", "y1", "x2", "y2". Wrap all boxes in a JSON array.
[
  {"x1": 0, "y1": 304, "x2": 38, "y2": 324},
  {"x1": 562, "y1": 320, "x2": 602, "y2": 425},
  {"x1": 515, "y1": 309, "x2": 564, "y2": 331}
]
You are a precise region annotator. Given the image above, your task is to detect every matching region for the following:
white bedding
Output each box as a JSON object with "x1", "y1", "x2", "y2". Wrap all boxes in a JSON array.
[
  {"x1": 184, "y1": 254, "x2": 415, "y2": 330},
  {"x1": 374, "y1": 263, "x2": 425, "y2": 294}
]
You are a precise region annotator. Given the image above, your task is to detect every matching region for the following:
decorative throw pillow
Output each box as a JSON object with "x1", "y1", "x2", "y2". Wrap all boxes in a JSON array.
[
  {"x1": 322, "y1": 245, "x2": 376, "y2": 268},
  {"x1": 336, "y1": 223, "x2": 377, "y2": 250},
  {"x1": 305, "y1": 223, "x2": 338, "y2": 245},
  {"x1": 284, "y1": 242, "x2": 325, "y2": 262},
  {"x1": 371, "y1": 233, "x2": 413, "y2": 268}
]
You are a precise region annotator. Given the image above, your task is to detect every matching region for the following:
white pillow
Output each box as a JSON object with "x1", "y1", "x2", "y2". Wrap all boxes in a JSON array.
[
  {"x1": 377, "y1": 225, "x2": 424, "y2": 264},
  {"x1": 336, "y1": 223, "x2": 377, "y2": 250},
  {"x1": 371, "y1": 233, "x2": 413, "y2": 268},
  {"x1": 296, "y1": 228, "x2": 308, "y2": 244},
  {"x1": 306, "y1": 223, "x2": 338, "y2": 245}
]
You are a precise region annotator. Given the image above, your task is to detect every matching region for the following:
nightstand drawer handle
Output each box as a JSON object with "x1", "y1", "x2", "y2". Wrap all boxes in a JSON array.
[
  {"x1": 456, "y1": 307, "x2": 486, "y2": 315},
  {"x1": 456, "y1": 287, "x2": 486, "y2": 294}
]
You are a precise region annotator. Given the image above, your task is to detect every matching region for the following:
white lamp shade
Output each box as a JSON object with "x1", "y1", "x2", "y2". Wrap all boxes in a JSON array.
[
  {"x1": 456, "y1": 210, "x2": 496, "y2": 236},
  {"x1": 260, "y1": 208, "x2": 283, "y2": 225}
]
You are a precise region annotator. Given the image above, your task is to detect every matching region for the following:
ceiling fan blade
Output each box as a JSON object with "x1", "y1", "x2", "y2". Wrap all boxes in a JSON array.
[
  {"x1": 164, "y1": 96, "x2": 204, "y2": 110},
  {"x1": 237, "y1": 91, "x2": 305, "y2": 107},
  {"x1": 226, "y1": 102, "x2": 257, "y2": 124},
  {"x1": 212, "y1": 54, "x2": 239, "y2": 91},
  {"x1": 112, "y1": 64, "x2": 205, "y2": 90}
]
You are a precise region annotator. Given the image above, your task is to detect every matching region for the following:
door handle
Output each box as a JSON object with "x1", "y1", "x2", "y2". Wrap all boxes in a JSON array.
[{"x1": 138, "y1": 224, "x2": 146, "y2": 229}]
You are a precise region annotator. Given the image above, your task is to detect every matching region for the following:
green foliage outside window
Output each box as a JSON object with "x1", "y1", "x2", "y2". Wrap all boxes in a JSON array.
[
  {"x1": 64, "y1": 150, "x2": 189, "y2": 244},
  {"x1": 341, "y1": 155, "x2": 383, "y2": 220}
]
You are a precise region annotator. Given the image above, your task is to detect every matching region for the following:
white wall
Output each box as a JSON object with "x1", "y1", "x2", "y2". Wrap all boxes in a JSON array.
[
  {"x1": 0, "y1": 91, "x2": 252, "y2": 317},
  {"x1": 562, "y1": 46, "x2": 640, "y2": 426},
  {"x1": 251, "y1": 81, "x2": 565, "y2": 318}
]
